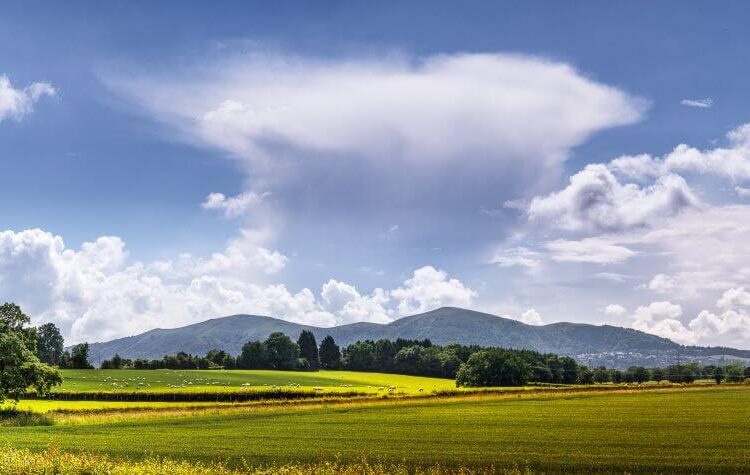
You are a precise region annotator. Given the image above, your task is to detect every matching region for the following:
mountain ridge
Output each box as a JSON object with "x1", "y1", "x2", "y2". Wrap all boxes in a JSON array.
[{"x1": 83, "y1": 307, "x2": 750, "y2": 369}]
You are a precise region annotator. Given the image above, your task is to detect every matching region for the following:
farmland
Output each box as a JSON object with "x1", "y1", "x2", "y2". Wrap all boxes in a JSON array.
[
  {"x1": 3, "y1": 374, "x2": 749, "y2": 473},
  {"x1": 53, "y1": 369, "x2": 457, "y2": 394}
]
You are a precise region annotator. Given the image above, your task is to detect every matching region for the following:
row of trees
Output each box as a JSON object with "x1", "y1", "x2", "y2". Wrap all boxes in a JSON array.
[
  {"x1": 100, "y1": 330, "x2": 750, "y2": 387},
  {"x1": 34, "y1": 322, "x2": 93, "y2": 369},
  {"x1": 103, "y1": 332, "x2": 586, "y2": 386},
  {"x1": 589, "y1": 362, "x2": 750, "y2": 384}
]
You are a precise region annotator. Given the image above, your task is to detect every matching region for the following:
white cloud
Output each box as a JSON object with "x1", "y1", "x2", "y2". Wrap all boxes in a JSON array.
[
  {"x1": 321, "y1": 279, "x2": 391, "y2": 325},
  {"x1": 105, "y1": 53, "x2": 643, "y2": 167},
  {"x1": 627, "y1": 291, "x2": 750, "y2": 348},
  {"x1": 604, "y1": 304, "x2": 627, "y2": 317},
  {"x1": 0, "y1": 228, "x2": 477, "y2": 342},
  {"x1": 735, "y1": 186, "x2": 750, "y2": 198},
  {"x1": 717, "y1": 287, "x2": 750, "y2": 309},
  {"x1": 528, "y1": 164, "x2": 699, "y2": 232},
  {"x1": 688, "y1": 309, "x2": 750, "y2": 347},
  {"x1": 0, "y1": 75, "x2": 56, "y2": 122},
  {"x1": 545, "y1": 238, "x2": 636, "y2": 264},
  {"x1": 608, "y1": 154, "x2": 663, "y2": 181},
  {"x1": 490, "y1": 246, "x2": 541, "y2": 269},
  {"x1": 630, "y1": 301, "x2": 696, "y2": 344},
  {"x1": 518, "y1": 308, "x2": 543, "y2": 325},
  {"x1": 201, "y1": 191, "x2": 267, "y2": 219},
  {"x1": 680, "y1": 98, "x2": 713, "y2": 108},
  {"x1": 390, "y1": 266, "x2": 477, "y2": 315},
  {"x1": 102, "y1": 51, "x2": 645, "y2": 238},
  {"x1": 609, "y1": 124, "x2": 750, "y2": 183}
]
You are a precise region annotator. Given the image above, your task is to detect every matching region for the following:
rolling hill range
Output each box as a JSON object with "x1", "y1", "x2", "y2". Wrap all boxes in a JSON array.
[{"x1": 84, "y1": 307, "x2": 750, "y2": 369}]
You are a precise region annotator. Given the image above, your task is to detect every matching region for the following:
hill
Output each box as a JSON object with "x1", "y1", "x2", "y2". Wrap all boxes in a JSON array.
[{"x1": 84, "y1": 307, "x2": 750, "y2": 368}]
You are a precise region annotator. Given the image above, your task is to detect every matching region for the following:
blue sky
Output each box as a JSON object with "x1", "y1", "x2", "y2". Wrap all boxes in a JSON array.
[{"x1": 2, "y1": 1, "x2": 750, "y2": 347}]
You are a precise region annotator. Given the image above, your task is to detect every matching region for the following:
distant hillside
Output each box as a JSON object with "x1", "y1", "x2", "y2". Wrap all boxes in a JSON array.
[{"x1": 84, "y1": 307, "x2": 750, "y2": 369}]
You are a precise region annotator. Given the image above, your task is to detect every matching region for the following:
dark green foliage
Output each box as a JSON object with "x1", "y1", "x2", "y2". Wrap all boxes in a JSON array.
[
  {"x1": 577, "y1": 366, "x2": 594, "y2": 384},
  {"x1": 69, "y1": 343, "x2": 94, "y2": 369},
  {"x1": 264, "y1": 332, "x2": 300, "y2": 370},
  {"x1": 297, "y1": 330, "x2": 319, "y2": 370},
  {"x1": 714, "y1": 366, "x2": 724, "y2": 384},
  {"x1": 624, "y1": 366, "x2": 650, "y2": 383},
  {"x1": 0, "y1": 303, "x2": 37, "y2": 351},
  {"x1": 651, "y1": 367, "x2": 664, "y2": 381},
  {"x1": 205, "y1": 349, "x2": 236, "y2": 369},
  {"x1": 0, "y1": 303, "x2": 62, "y2": 402},
  {"x1": 343, "y1": 340, "x2": 376, "y2": 371},
  {"x1": 101, "y1": 353, "x2": 126, "y2": 369},
  {"x1": 237, "y1": 341, "x2": 268, "y2": 369},
  {"x1": 319, "y1": 335, "x2": 341, "y2": 369},
  {"x1": 374, "y1": 339, "x2": 396, "y2": 371},
  {"x1": 36, "y1": 323, "x2": 64, "y2": 366},
  {"x1": 456, "y1": 349, "x2": 531, "y2": 387}
]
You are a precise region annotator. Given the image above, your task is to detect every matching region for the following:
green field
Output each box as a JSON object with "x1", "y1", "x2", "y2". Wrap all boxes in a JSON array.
[
  {"x1": 54, "y1": 369, "x2": 456, "y2": 394},
  {"x1": 4, "y1": 385, "x2": 749, "y2": 472}
]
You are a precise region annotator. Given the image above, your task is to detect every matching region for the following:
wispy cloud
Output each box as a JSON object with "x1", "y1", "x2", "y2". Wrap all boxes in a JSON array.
[
  {"x1": 0, "y1": 75, "x2": 56, "y2": 122},
  {"x1": 680, "y1": 98, "x2": 713, "y2": 108}
]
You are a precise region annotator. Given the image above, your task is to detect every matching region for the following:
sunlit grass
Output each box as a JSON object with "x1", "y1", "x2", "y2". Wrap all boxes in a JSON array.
[{"x1": 2, "y1": 386, "x2": 749, "y2": 472}]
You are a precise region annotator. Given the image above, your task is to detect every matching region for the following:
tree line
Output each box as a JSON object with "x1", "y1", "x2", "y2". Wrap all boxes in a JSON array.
[{"x1": 98, "y1": 330, "x2": 750, "y2": 387}]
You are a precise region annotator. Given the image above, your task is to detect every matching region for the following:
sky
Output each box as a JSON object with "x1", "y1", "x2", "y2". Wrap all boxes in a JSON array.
[{"x1": 2, "y1": 1, "x2": 750, "y2": 348}]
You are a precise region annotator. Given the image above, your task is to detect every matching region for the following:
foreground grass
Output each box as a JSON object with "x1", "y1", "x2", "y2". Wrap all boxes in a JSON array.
[
  {"x1": 0, "y1": 447, "x2": 514, "y2": 475},
  {"x1": 2, "y1": 386, "x2": 749, "y2": 472}
]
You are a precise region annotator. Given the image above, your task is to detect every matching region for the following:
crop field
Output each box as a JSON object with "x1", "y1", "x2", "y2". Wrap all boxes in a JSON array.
[
  {"x1": 54, "y1": 369, "x2": 456, "y2": 394},
  {"x1": 3, "y1": 385, "x2": 749, "y2": 473}
]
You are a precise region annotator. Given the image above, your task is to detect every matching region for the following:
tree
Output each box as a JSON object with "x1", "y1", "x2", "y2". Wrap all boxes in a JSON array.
[
  {"x1": 560, "y1": 357, "x2": 580, "y2": 384},
  {"x1": 70, "y1": 343, "x2": 93, "y2": 369},
  {"x1": 713, "y1": 366, "x2": 724, "y2": 385},
  {"x1": 297, "y1": 331, "x2": 319, "y2": 370},
  {"x1": 205, "y1": 349, "x2": 235, "y2": 369},
  {"x1": 319, "y1": 335, "x2": 341, "y2": 369},
  {"x1": 651, "y1": 367, "x2": 664, "y2": 382},
  {"x1": 343, "y1": 340, "x2": 376, "y2": 371},
  {"x1": 626, "y1": 366, "x2": 650, "y2": 384},
  {"x1": 264, "y1": 332, "x2": 299, "y2": 370},
  {"x1": 455, "y1": 349, "x2": 531, "y2": 387},
  {"x1": 592, "y1": 366, "x2": 610, "y2": 383},
  {"x1": 374, "y1": 339, "x2": 396, "y2": 371},
  {"x1": 724, "y1": 363, "x2": 746, "y2": 383},
  {"x1": 0, "y1": 303, "x2": 62, "y2": 402},
  {"x1": 237, "y1": 341, "x2": 268, "y2": 369},
  {"x1": 36, "y1": 322, "x2": 64, "y2": 366},
  {"x1": 0, "y1": 303, "x2": 37, "y2": 351},
  {"x1": 577, "y1": 366, "x2": 594, "y2": 384}
]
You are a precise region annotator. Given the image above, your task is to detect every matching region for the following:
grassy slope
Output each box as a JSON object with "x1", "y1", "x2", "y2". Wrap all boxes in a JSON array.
[
  {"x1": 3, "y1": 387, "x2": 749, "y2": 472},
  {"x1": 56, "y1": 369, "x2": 455, "y2": 394}
]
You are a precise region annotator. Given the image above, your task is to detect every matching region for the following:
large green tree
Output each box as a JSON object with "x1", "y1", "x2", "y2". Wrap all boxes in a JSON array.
[
  {"x1": 70, "y1": 342, "x2": 94, "y2": 369},
  {"x1": 37, "y1": 322, "x2": 64, "y2": 366},
  {"x1": 296, "y1": 330, "x2": 319, "y2": 370},
  {"x1": 263, "y1": 332, "x2": 299, "y2": 370},
  {"x1": 0, "y1": 303, "x2": 62, "y2": 402},
  {"x1": 236, "y1": 341, "x2": 268, "y2": 369},
  {"x1": 318, "y1": 335, "x2": 341, "y2": 369},
  {"x1": 455, "y1": 349, "x2": 531, "y2": 387}
]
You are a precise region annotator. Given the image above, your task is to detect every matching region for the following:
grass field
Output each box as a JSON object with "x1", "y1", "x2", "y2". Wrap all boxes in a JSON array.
[
  {"x1": 3, "y1": 385, "x2": 749, "y2": 472},
  {"x1": 54, "y1": 369, "x2": 456, "y2": 394}
]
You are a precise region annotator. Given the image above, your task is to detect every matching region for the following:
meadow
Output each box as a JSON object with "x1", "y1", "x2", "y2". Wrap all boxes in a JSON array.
[
  {"x1": 3, "y1": 381, "x2": 749, "y2": 473},
  {"x1": 54, "y1": 368, "x2": 456, "y2": 394}
]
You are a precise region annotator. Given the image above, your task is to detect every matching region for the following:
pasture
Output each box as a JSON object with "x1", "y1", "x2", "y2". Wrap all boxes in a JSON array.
[
  {"x1": 3, "y1": 385, "x2": 749, "y2": 473},
  {"x1": 55, "y1": 369, "x2": 456, "y2": 394}
]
